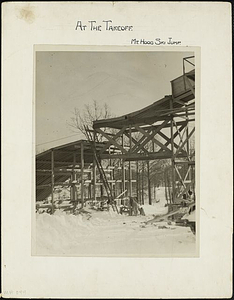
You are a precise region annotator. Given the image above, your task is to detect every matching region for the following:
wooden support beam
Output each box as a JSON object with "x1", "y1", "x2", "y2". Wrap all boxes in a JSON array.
[
  {"x1": 173, "y1": 99, "x2": 188, "y2": 106},
  {"x1": 170, "y1": 100, "x2": 175, "y2": 203},
  {"x1": 136, "y1": 161, "x2": 139, "y2": 201},
  {"x1": 37, "y1": 169, "x2": 52, "y2": 173},
  {"x1": 135, "y1": 122, "x2": 171, "y2": 153},
  {"x1": 147, "y1": 161, "x2": 152, "y2": 205},
  {"x1": 37, "y1": 160, "x2": 77, "y2": 166},
  {"x1": 37, "y1": 182, "x2": 75, "y2": 189},
  {"x1": 175, "y1": 165, "x2": 187, "y2": 190},
  {"x1": 124, "y1": 131, "x2": 149, "y2": 154},
  {"x1": 174, "y1": 127, "x2": 195, "y2": 157},
  {"x1": 93, "y1": 116, "x2": 171, "y2": 129},
  {"x1": 116, "y1": 179, "x2": 136, "y2": 183},
  {"x1": 97, "y1": 126, "x2": 127, "y2": 154},
  {"x1": 129, "y1": 161, "x2": 132, "y2": 197},
  {"x1": 157, "y1": 131, "x2": 180, "y2": 149},
  {"x1": 173, "y1": 119, "x2": 188, "y2": 153},
  {"x1": 174, "y1": 160, "x2": 195, "y2": 165},
  {"x1": 72, "y1": 153, "x2": 77, "y2": 209},
  {"x1": 54, "y1": 168, "x2": 91, "y2": 173},
  {"x1": 80, "y1": 142, "x2": 84, "y2": 208},
  {"x1": 93, "y1": 157, "x2": 96, "y2": 201},
  {"x1": 37, "y1": 184, "x2": 51, "y2": 189},
  {"x1": 122, "y1": 135, "x2": 126, "y2": 203},
  {"x1": 128, "y1": 125, "x2": 132, "y2": 197},
  {"x1": 131, "y1": 128, "x2": 152, "y2": 153},
  {"x1": 186, "y1": 108, "x2": 190, "y2": 160},
  {"x1": 142, "y1": 162, "x2": 145, "y2": 205},
  {"x1": 99, "y1": 151, "x2": 177, "y2": 161},
  {"x1": 125, "y1": 120, "x2": 191, "y2": 133}
]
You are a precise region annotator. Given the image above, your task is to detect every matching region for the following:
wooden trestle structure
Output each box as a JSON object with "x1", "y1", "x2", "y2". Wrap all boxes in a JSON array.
[
  {"x1": 91, "y1": 56, "x2": 195, "y2": 205},
  {"x1": 36, "y1": 56, "x2": 195, "y2": 213}
]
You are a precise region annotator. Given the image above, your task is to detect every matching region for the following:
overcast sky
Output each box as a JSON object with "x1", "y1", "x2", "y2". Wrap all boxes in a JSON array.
[{"x1": 36, "y1": 51, "x2": 193, "y2": 152}]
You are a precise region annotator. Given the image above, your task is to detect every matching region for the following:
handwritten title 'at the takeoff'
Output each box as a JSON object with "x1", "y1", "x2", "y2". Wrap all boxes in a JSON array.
[{"x1": 75, "y1": 20, "x2": 133, "y2": 31}]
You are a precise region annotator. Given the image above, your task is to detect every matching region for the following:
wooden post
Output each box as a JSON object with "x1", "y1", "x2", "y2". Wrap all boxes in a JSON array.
[
  {"x1": 186, "y1": 108, "x2": 190, "y2": 156},
  {"x1": 122, "y1": 160, "x2": 125, "y2": 204},
  {"x1": 93, "y1": 130, "x2": 97, "y2": 201},
  {"x1": 186, "y1": 108, "x2": 192, "y2": 183},
  {"x1": 129, "y1": 161, "x2": 132, "y2": 197},
  {"x1": 72, "y1": 152, "x2": 77, "y2": 212},
  {"x1": 170, "y1": 99, "x2": 175, "y2": 203},
  {"x1": 112, "y1": 167, "x2": 116, "y2": 198},
  {"x1": 122, "y1": 134, "x2": 125, "y2": 204},
  {"x1": 142, "y1": 161, "x2": 144, "y2": 205},
  {"x1": 80, "y1": 142, "x2": 84, "y2": 208},
  {"x1": 136, "y1": 161, "x2": 139, "y2": 201},
  {"x1": 129, "y1": 125, "x2": 132, "y2": 197},
  {"x1": 51, "y1": 149, "x2": 55, "y2": 214},
  {"x1": 93, "y1": 159, "x2": 96, "y2": 201},
  {"x1": 147, "y1": 160, "x2": 152, "y2": 205}
]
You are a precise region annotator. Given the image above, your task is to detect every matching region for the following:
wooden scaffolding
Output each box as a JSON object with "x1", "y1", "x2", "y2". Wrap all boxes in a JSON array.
[
  {"x1": 91, "y1": 56, "x2": 195, "y2": 205},
  {"x1": 36, "y1": 56, "x2": 195, "y2": 213}
]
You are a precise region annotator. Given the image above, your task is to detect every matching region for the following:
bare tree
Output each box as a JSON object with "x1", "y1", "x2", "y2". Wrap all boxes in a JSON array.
[{"x1": 68, "y1": 100, "x2": 113, "y2": 138}]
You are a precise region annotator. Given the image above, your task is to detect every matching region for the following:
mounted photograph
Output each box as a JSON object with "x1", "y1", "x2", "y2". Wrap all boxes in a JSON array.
[{"x1": 33, "y1": 48, "x2": 198, "y2": 257}]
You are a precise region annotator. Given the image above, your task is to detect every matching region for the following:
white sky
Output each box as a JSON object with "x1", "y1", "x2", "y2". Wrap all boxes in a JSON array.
[{"x1": 36, "y1": 51, "x2": 193, "y2": 152}]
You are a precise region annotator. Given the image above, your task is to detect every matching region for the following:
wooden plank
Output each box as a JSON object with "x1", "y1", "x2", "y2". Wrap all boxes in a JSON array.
[
  {"x1": 170, "y1": 99, "x2": 175, "y2": 203},
  {"x1": 157, "y1": 131, "x2": 180, "y2": 149},
  {"x1": 99, "y1": 126, "x2": 127, "y2": 154},
  {"x1": 96, "y1": 128, "x2": 128, "y2": 154},
  {"x1": 129, "y1": 161, "x2": 132, "y2": 197},
  {"x1": 159, "y1": 123, "x2": 187, "y2": 152},
  {"x1": 173, "y1": 119, "x2": 188, "y2": 154},
  {"x1": 131, "y1": 128, "x2": 152, "y2": 153},
  {"x1": 80, "y1": 142, "x2": 84, "y2": 207},
  {"x1": 135, "y1": 122, "x2": 171, "y2": 153},
  {"x1": 100, "y1": 151, "x2": 174, "y2": 161},
  {"x1": 122, "y1": 134, "x2": 126, "y2": 197},
  {"x1": 125, "y1": 120, "x2": 189, "y2": 133},
  {"x1": 54, "y1": 168, "x2": 91, "y2": 173},
  {"x1": 37, "y1": 184, "x2": 51, "y2": 189},
  {"x1": 37, "y1": 160, "x2": 76, "y2": 166},
  {"x1": 174, "y1": 160, "x2": 195, "y2": 165},
  {"x1": 72, "y1": 152, "x2": 77, "y2": 205},
  {"x1": 93, "y1": 157, "x2": 96, "y2": 201},
  {"x1": 147, "y1": 161, "x2": 151, "y2": 205},
  {"x1": 174, "y1": 165, "x2": 187, "y2": 189},
  {"x1": 175, "y1": 127, "x2": 195, "y2": 157},
  {"x1": 124, "y1": 131, "x2": 148, "y2": 154},
  {"x1": 37, "y1": 169, "x2": 52, "y2": 173}
]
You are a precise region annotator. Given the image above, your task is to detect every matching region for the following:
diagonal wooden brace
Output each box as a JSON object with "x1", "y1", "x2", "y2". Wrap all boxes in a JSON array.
[
  {"x1": 96, "y1": 127, "x2": 128, "y2": 154},
  {"x1": 135, "y1": 121, "x2": 171, "y2": 153},
  {"x1": 175, "y1": 127, "x2": 195, "y2": 157}
]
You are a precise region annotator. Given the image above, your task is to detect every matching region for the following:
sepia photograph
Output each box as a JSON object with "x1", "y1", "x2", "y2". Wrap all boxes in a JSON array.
[
  {"x1": 34, "y1": 49, "x2": 197, "y2": 257},
  {"x1": 2, "y1": 2, "x2": 232, "y2": 298}
]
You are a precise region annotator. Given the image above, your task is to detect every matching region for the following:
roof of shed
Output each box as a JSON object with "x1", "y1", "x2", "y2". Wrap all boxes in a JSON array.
[{"x1": 36, "y1": 140, "x2": 106, "y2": 201}]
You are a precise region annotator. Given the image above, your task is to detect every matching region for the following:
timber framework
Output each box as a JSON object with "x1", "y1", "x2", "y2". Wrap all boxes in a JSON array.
[{"x1": 36, "y1": 56, "x2": 196, "y2": 213}]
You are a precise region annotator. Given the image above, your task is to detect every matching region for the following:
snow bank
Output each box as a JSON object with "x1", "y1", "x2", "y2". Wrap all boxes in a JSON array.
[
  {"x1": 141, "y1": 204, "x2": 168, "y2": 216},
  {"x1": 34, "y1": 206, "x2": 196, "y2": 257}
]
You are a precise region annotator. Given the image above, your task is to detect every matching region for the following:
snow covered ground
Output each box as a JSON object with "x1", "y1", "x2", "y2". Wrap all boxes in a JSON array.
[{"x1": 34, "y1": 189, "x2": 197, "y2": 257}]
